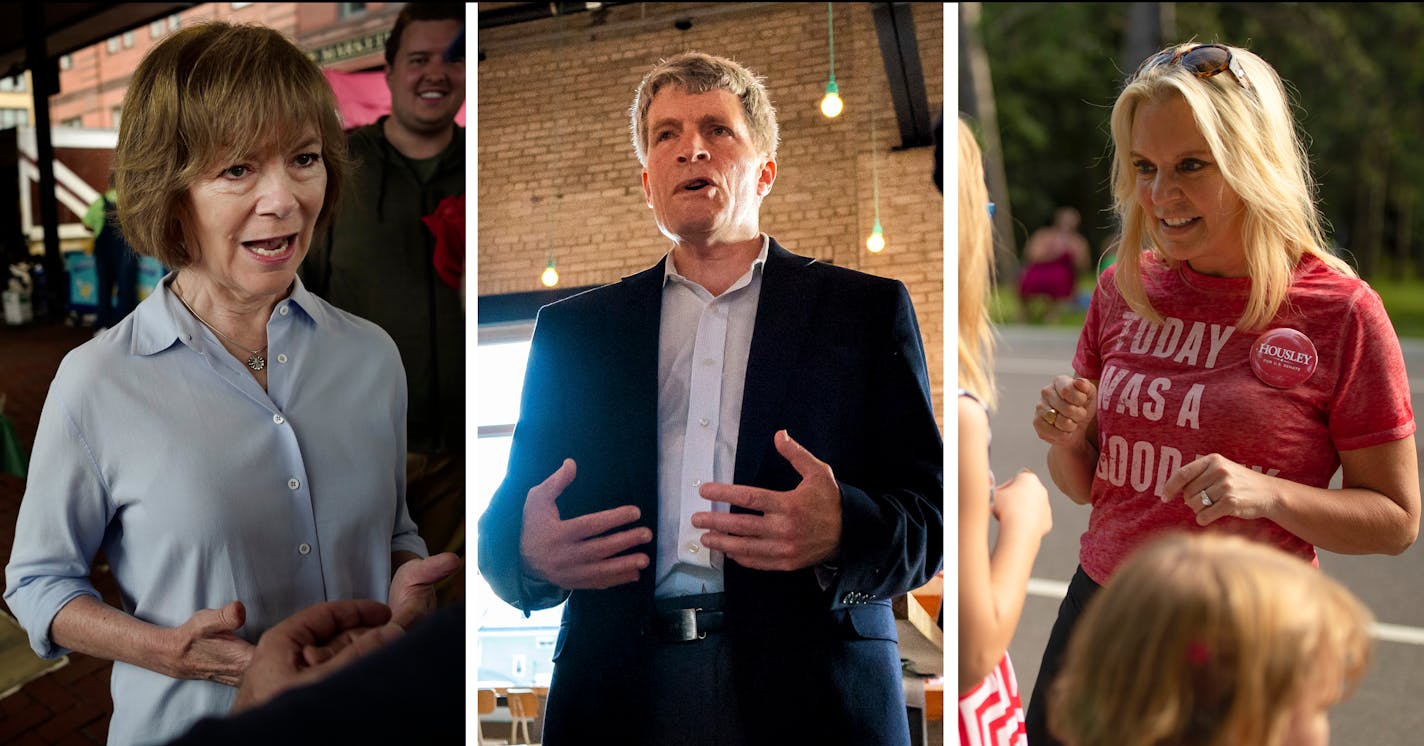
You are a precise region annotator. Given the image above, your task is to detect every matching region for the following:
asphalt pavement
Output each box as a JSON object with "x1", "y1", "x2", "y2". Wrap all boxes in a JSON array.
[{"x1": 985, "y1": 324, "x2": 1424, "y2": 744}]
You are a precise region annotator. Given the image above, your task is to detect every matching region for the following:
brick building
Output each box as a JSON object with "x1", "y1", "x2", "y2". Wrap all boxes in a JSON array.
[
  {"x1": 476, "y1": 2, "x2": 947, "y2": 421},
  {"x1": 48, "y1": 2, "x2": 408, "y2": 130}
]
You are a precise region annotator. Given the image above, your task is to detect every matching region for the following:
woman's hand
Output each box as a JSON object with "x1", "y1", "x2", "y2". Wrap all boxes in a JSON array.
[
  {"x1": 992, "y1": 470, "x2": 1053, "y2": 539},
  {"x1": 1033, "y1": 375, "x2": 1098, "y2": 449},
  {"x1": 1164, "y1": 453, "x2": 1281, "y2": 526},
  {"x1": 163, "y1": 601, "x2": 255, "y2": 686},
  {"x1": 388, "y1": 552, "x2": 462, "y2": 629}
]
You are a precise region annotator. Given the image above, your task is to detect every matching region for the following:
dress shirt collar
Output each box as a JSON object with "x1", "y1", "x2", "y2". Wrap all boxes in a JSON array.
[
  {"x1": 662, "y1": 234, "x2": 770, "y2": 293},
  {"x1": 130, "y1": 272, "x2": 324, "y2": 358}
]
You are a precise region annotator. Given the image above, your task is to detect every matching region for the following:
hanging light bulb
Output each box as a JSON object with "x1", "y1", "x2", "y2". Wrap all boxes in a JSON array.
[
  {"x1": 866, "y1": 219, "x2": 885, "y2": 253},
  {"x1": 866, "y1": 96, "x2": 886, "y2": 254},
  {"x1": 819, "y1": 4, "x2": 843, "y2": 119},
  {"x1": 540, "y1": 257, "x2": 559, "y2": 287},
  {"x1": 820, "y1": 78, "x2": 843, "y2": 118}
]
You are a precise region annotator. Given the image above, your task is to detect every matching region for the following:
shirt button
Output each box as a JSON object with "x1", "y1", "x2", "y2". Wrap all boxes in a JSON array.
[
  {"x1": 687, "y1": 543, "x2": 699, "y2": 554},
  {"x1": 279, "y1": 305, "x2": 289, "y2": 316},
  {"x1": 287, "y1": 478, "x2": 300, "y2": 490},
  {"x1": 277, "y1": 353, "x2": 288, "y2": 364},
  {"x1": 298, "y1": 543, "x2": 311, "y2": 555},
  {"x1": 699, "y1": 417, "x2": 709, "y2": 428},
  {"x1": 272, "y1": 414, "x2": 285, "y2": 425},
  {"x1": 692, "y1": 479, "x2": 701, "y2": 487}
]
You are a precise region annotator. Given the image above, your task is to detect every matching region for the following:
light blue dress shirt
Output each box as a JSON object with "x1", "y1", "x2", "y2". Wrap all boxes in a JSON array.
[
  {"x1": 4, "y1": 274, "x2": 426, "y2": 746},
  {"x1": 654, "y1": 237, "x2": 767, "y2": 598}
]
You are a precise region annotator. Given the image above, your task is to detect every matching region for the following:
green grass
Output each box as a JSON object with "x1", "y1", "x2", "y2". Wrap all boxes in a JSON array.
[
  {"x1": 1368, "y1": 278, "x2": 1424, "y2": 339},
  {"x1": 989, "y1": 278, "x2": 1093, "y2": 329},
  {"x1": 992, "y1": 275, "x2": 1424, "y2": 339}
]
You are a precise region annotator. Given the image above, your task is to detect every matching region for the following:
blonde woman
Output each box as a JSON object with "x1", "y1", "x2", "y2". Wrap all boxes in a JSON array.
[
  {"x1": 1050, "y1": 532, "x2": 1372, "y2": 746},
  {"x1": 1027, "y1": 42, "x2": 1419, "y2": 743},
  {"x1": 957, "y1": 118, "x2": 1053, "y2": 745}
]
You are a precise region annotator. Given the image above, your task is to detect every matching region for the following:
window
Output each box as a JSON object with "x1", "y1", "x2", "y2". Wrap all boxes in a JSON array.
[
  {"x1": 0, "y1": 75, "x2": 24, "y2": 93},
  {"x1": 106, "y1": 37, "x2": 120, "y2": 54},
  {"x1": 150, "y1": 20, "x2": 164, "y2": 39},
  {"x1": 338, "y1": 3, "x2": 368, "y2": 20},
  {"x1": 122, "y1": 31, "x2": 135, "y2": 49},
  {"x1": 0, "y1": 108, "x2": 27, "y2": 130},
  {"x1": 60, "y1": 55, "x2": 72, "y2": 71},
  {"x1": 62, "y1": 117, "x2": 83, "y2": 128},
  {"x1": 112, "y1": 106, "x2": 123, "y2": 130},
  {"x1": 474, "y1": 320, "x2": 562, "y2": 688},
  {"x1": 231, "y1": 2, "x2": 252, "y2": 8},
  {"x1": 169, "y1": 14, "x2": 181, "y2": 31}
]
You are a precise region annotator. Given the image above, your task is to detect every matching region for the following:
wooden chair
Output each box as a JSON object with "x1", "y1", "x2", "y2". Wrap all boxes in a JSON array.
[
  {"x1": 476, "y1": 689, "x2": 499, "y2": 745},
  {"x1": 506, "y1": 688, "x2": 540, "y2": 745}
]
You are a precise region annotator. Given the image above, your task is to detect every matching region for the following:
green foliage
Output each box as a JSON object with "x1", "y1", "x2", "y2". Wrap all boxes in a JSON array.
[
  {"x1": 977, "y1": 2, "x2": 1424, "y2": 284},
  {"x1": 1367, "y1": 277, "x2": 1424, "y2": 339}
]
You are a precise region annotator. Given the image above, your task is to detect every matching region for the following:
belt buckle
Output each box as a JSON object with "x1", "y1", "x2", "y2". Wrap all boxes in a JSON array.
[{"x1": 668, "y1": 607, "x2": 706, "y2": 642}]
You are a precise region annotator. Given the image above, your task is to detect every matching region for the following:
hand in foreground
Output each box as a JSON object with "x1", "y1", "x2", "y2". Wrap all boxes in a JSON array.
[
  {"x1": 993, "y1": 469, "x2": 1053, "y2": 538},
  {"x1": 693, "y1": 430, "x2": 841, "y2": 571},
  {"x1": 520, "y1": 458, "x2": 652, "y2": 590},
  {"x1": 388, "y1": 552, "x2": 462, "y2": 630},
  {"x1": 1163, "y1": 453, "x2": 1279, "y2": 526},
  {"x1": 165, "y1": 601, "x2": 256, "y2": 687},
  {"x1": 233, "y1": 599, "x2": 403, "y2": 712},
  {"x1": 1033, "y1": 375, "x2": 1098, "y2": 448}
]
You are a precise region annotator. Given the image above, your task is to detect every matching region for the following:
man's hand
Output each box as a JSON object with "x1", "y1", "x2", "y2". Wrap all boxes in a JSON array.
[
  {"x1": 232, "y1": 599, "x2": 403, "y2": 712},
  {"x1": 163, "y1": 601, "x2": 256, "y2": 687},
  {"x1": 520, "y1": 459, "x2": 653, "y2": 589},
  {"x1": 693, "y1": 430, "x2": 842, "y2": 571},
  {"x1": 388, "y1": 553, "x2": 462, "y2": 630}
]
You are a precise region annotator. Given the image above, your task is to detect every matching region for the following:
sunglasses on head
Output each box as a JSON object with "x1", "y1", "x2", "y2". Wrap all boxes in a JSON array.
[{"x1": 1134, "y1": 43, "x2": 1250, "y2": 90}]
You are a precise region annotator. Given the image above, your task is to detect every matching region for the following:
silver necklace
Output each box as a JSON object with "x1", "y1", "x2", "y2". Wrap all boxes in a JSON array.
[{"x1": 171, "y1": 280, "x2": 268, "y2": 372}]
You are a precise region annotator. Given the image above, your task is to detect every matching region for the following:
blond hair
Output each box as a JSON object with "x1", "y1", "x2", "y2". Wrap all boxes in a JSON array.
[
  {"x1": 1050, "y1": 533, "x2": 1373, "y2": 746},
  {"x1": 630, "y1": 51, "x2": 779, "y2": 167},
  {"x1": 115, "y1": 22, "x2": 349, "y2": 267},
  {"x1": 958, "y1": 119, "x2": 996, "y2": 409},
  {"x1": 1109, "y1": 43, "x2": 1354, "y2": 330}
]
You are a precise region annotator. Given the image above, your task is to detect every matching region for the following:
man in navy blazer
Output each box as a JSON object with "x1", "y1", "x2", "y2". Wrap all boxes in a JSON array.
[{"x1": 477, "y1": 51, "x2": 942, "y2": 745}]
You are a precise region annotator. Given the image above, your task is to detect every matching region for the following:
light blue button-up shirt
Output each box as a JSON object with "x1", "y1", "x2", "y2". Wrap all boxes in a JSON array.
[
  {"x1": 4, "y1": 274, "x2": 426, "y2": 746},
  {"x1": 654, "y1": 236, "x2": 767, "y2": 598}
]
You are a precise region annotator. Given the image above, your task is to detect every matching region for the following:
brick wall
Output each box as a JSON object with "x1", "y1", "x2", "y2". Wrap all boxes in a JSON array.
[{"x1": 477, "y1": 2, "x2": 946, "y2": 422}]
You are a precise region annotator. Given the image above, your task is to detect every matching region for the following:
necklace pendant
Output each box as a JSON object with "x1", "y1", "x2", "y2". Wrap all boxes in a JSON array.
[{"x1": 246, "y1": 352, "x2": 267, "y2": 372}]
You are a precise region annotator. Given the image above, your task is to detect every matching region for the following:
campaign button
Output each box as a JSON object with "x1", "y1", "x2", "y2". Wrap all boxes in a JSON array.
[{"x1": 1249, "y1": 328, "x2": 1318, "y2": 388}]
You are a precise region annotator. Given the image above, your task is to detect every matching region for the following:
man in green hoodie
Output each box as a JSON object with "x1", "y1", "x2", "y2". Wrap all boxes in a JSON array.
[{"x1": 302, "y1": 3, "x2": 466, "y2": 592}]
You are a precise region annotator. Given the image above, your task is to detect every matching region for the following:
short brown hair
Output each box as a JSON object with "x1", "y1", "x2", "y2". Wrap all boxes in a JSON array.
[
  {"x1": 630, "y1": 51, "x2": 779, "y2": 167},
  {"x1": 385, "y1": 3, "x2": 464, "y2": 67},
  {"x1": 115, "y1": 22, "x2": 348, "y2": 267}
]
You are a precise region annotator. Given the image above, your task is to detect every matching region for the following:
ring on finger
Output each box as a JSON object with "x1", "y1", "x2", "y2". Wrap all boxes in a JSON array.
[
  {"x1": 1198, "y1": 490, "x2": 1212, "y2": 507},
  {"x1": 1043, "y1": 407, "x2": 1059, "y2": 427}
]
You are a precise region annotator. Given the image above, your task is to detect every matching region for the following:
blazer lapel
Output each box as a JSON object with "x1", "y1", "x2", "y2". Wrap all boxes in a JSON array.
[
  {"x1": 614, "y1": 260, "x2": 666, "y2": 525},
  {"x1": 734, "y1": 239, "x2": 820, "y2": 486}
]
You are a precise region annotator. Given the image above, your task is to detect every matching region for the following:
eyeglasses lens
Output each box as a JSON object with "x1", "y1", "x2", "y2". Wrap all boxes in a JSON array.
[{"x1": 1177, "y1": 45, "x2": 1231, "y2": 77}]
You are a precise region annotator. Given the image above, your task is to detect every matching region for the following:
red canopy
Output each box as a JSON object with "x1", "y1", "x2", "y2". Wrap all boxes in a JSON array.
[{"x1": 323, "y1": 69, "x2": 467, "y2": 131}]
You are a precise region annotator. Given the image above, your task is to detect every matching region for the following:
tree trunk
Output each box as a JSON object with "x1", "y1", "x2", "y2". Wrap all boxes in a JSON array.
[{"x1": 959, "y1": 2, "x2": 1018, "y2": 269}]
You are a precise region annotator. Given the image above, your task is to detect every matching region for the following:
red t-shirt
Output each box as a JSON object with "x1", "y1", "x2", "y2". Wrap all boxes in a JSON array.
[{"x1": 1074, "y1": 253, "x2": 1415, "y2": 583}]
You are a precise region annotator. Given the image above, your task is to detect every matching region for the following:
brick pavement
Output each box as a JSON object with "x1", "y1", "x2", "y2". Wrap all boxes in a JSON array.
[{"x1": 2, "y1": 318, "x2": 117, "y2": 744}]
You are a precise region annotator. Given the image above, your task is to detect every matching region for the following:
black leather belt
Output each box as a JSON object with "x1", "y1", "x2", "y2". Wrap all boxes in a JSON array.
[{"x1": 648, "y1": 593, "x2": 726, "y2": 642}]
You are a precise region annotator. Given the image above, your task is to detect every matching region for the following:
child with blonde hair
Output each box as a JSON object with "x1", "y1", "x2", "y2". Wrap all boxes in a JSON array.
[
  {"x1": 957, "y1": 117, "x2": 1054, "y2": 745},
  {"x1": 1050, "y1": 532, "x2": 1373, "y2": 746}
]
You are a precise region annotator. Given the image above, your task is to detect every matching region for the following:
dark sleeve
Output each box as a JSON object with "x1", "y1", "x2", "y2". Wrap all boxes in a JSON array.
[
  {"x1": 476, "y1": 305, "x2": 574, "y2": 612},
  {"x1": 299, "y1": 218, "x2": 335, "y2": 297},
  {"x1": 827, "y1": 280, "x2": 944, "y2": 606},
  {"x1": 165, "y1": 606, "x2": 465, "y2": 745}
]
